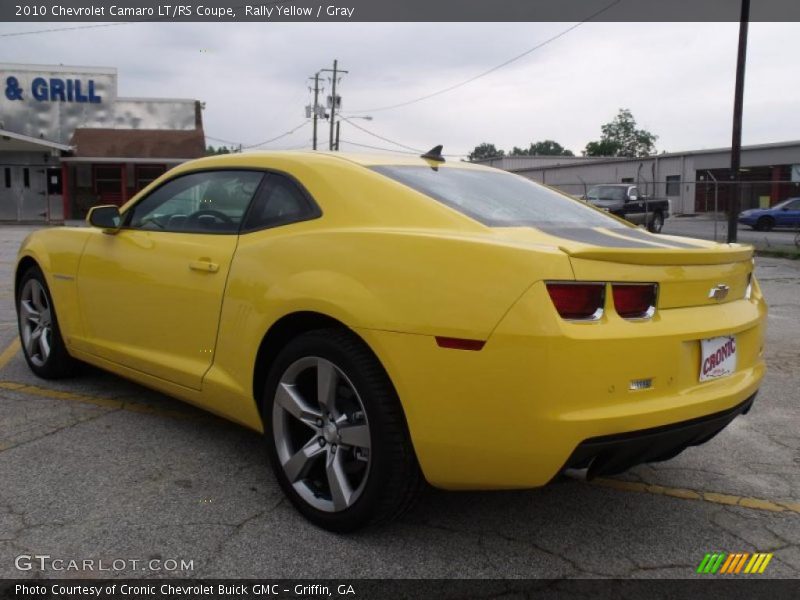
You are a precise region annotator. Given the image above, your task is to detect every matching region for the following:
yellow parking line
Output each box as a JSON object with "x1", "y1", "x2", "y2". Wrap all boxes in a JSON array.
[
  {"x1": 0, "y1": 380, "x2": 214, "y2": 424},
  {"x1": 0, "y1": 338, "x2": 21, "y2": 370},
  {"x1": 1, "y1": 373, "x2": 798, "y2": 516},
  {"x1": 590, "y1": 477, "x2": 800, "y2": 515}
]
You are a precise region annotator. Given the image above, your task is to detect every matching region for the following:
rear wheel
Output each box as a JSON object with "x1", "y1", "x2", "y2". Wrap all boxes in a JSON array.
[
  {"x1": 16, "y1": 266, "x2": 77, "y2": 379},
  {"x1": 263, "y1": 328, "x2": 423, "y2": 531},
  {"x1": 648, "y1": 211, "x2": 664, "y2": 233},
  {"x1": 756, "y1": 216, "x2": 774, "y2": 232}
]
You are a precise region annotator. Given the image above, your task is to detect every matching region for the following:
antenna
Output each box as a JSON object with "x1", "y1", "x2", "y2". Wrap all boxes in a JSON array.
[{"x1": 421, "y1": 145, "x2": 445, "y2": 163}]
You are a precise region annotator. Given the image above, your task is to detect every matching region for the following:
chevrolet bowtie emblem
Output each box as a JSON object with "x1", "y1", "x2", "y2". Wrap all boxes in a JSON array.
[{"x1": 708, "y1": 284, "x2": 730, "y2": 301}]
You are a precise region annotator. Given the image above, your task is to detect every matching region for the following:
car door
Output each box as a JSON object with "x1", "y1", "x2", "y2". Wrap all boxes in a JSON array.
[
  {"x1": 76, "y1": 169, "x2": 264, "y2": 390},
  {"x1": 777, "y1": 198, "x2": 800, "y2": 227},
  {"x1": 625, "y1": 186, "x2": 646, "y2": 225}
]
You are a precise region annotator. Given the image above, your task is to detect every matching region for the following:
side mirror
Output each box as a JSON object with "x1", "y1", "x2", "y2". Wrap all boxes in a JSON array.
[{"x1": 87, "y1": 205, "x2": 121, "y2": 233}]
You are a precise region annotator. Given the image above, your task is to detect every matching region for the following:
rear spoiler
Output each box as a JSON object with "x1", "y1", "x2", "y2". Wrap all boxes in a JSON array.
[{"x1": 560, "y1": 245, "x2": 754, "y2": 266}]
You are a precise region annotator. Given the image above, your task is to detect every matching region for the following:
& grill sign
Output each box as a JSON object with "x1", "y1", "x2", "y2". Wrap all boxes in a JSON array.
[{"x1": 5, "y1": 75, "x2": 102, "y2": 103}]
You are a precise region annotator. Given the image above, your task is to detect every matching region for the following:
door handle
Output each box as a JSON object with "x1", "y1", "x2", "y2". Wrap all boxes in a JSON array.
[{"x1": 189, "y1": 259, "x2": 219, "y2": 273}]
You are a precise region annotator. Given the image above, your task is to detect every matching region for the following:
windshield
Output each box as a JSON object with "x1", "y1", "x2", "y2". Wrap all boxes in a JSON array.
[
  {"x1": 773, "y1": 198, "x2": 800, "y2": 210},
  {"x1": 586, "y1": 186, "x2": 627, "y2": 201},
  {"x1": 372, "y1": 166, "x2": 623, "y2": 228}
]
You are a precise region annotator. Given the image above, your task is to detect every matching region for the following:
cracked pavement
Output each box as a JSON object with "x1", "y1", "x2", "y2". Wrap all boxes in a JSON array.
[{"x1": 0, "y1": 225, "x2": 798, "y2": 579}]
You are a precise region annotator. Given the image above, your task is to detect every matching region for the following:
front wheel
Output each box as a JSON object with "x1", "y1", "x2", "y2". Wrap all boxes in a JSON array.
[
  {"x1": 756, "y1": 216, "x2": 774, "y2": 232},
  {"x1": 263, "y1": 329, "x2": 423, "y2": 532},
  {"x1": 16, "y1": 266, "x2": 78, "y2": 379},
  {"x1": 648, "y1": 211, "x2": 664, "y2": 233}
]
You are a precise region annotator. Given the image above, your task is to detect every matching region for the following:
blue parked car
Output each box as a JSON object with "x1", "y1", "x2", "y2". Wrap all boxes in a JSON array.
[{"x1": 738, "y1": 197, "x2": 800, "y2": 231}]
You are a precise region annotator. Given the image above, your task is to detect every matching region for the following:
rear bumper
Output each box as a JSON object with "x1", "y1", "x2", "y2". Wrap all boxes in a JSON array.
[
  {"x1": 358, "y1": 283, "x2": 766, "y2": 491},
  {"x1": 561, "y1": 393, "x2": 756, "y2": 480}
]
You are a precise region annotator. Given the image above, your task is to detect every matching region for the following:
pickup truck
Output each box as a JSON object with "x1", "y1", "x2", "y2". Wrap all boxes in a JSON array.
[{"x1": 582, "y1": 184, "x2": 669, "y2": 233}]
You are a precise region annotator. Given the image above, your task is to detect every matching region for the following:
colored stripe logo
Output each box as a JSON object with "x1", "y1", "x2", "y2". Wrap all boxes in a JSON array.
[{"x1": 697, "y1": 552, "x2": 773, "y2": 574}]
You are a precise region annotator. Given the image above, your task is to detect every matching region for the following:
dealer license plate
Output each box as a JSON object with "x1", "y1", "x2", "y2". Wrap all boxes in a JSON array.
[{"x1": 699, "y1": 336, "x2": 737, "y2": 382}]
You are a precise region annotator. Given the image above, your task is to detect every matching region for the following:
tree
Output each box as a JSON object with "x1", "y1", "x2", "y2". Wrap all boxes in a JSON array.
[
  {"x1": 206, "y1": 145, "x2": 232, "y2": 155},
  {"x1": 583, "y1": 139, "x2": 623, "y2": 157},
  {"x1": 583, "y1": 109, "x2": 657, "y2": 157},
  {"x1": 468, "y1": 143, "x2": 504, "y2": 161},
  {"x1": 510, "y1": 140, "x2": 574, "y2": 156}
]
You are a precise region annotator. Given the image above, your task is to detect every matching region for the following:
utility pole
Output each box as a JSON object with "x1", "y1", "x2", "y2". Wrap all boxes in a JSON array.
[
  {"x1": 321, "y1": 59, "x2": 348, "y2": 151},
  {"x1": 335, "y1": 121, "x2": 340, "y2": 151},
  {"x1": 728, "y1": 0, "x2": 750, "y2": 243},
  {"x1": 308, "y1": 72, "x2": 321, "y2": 150}
]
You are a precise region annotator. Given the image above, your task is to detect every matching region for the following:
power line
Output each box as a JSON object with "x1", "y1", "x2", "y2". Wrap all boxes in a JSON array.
[
  {"x1": 208, "y1": 120, "x2": 310, "y2": 150},
  {"x1": 346, "y1": 0, "x2": 621, "y2": 114},
  {"x1": 0, "y1": 22, "x2": 135, "y2": 37},
  {"x1": 340, "y1": 139, "x2": 467, "y2": 159},
  {"x1": 205, "y1": 135, "x2": 242, "y2": 146},
  {"x1": 341, "y1": 117, "x2": 471, "y2": 157},
  {"x1": 243, "y1": 121, "x2": 310, "y2": 149},
  {"x1": 340, "y1": 117, "x2": 423, "y2": 153},
  {"x1": 339, "y1": 139, "x2": 419, "y2": 154}
]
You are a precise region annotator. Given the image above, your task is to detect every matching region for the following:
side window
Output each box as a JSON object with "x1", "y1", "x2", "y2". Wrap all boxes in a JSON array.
[
  {"x1": 242, "y1": 173, "x2": 320, "y2": 232},
  {"x1": 125, "y1": 170, "x2": 264, "y2": 234}
]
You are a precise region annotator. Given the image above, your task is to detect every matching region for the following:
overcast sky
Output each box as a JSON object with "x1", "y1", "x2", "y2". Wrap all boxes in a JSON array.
[{"x1": 2, "y1": 21, "x2": 798, "y2": 158}]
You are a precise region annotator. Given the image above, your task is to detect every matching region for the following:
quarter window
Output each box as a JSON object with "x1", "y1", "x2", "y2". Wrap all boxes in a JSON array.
[
  {"x1": 242, "y1": 173, "x2": 320, "y2": 231},
  {"x1": 125, "y1": 170, "x2": 263, "y2": 234}
]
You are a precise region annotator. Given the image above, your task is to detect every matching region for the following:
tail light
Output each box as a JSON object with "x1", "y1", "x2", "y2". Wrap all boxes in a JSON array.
[
  {"x1": 546, "y1": 283, "x2": 605, "y2": 320},
  {"x1": 612, "y1": 283, "x2": 657, "y2": 319}
]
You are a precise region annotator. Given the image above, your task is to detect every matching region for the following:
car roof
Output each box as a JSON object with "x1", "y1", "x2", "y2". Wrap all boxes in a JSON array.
[{"x1": 182, "y1": 150, "x2": 494, "y2": 171}]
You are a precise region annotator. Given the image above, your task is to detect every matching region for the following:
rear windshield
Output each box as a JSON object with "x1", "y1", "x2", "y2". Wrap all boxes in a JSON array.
[{"x1": 372, "y1": 166, "x2": 621, "y2": 228}]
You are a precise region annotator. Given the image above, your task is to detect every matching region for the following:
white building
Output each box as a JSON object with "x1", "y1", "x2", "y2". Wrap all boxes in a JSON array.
[
  {"x1": 476, "y1": 141, "x2": 800, "y2": 215},
  {"x1": 1, "y1": 63, "x2": 205, "y2": 221}
]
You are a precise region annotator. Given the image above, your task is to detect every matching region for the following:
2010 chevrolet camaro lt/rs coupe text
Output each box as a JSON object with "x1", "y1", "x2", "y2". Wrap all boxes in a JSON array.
[{"x1": 15, "y1": 150, "x2": 766, "y2": 531}]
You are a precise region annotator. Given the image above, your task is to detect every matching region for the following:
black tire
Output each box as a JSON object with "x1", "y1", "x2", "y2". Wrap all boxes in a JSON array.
[
  {"x1": 648, "y1": 211, "x2": 664, "y2": 233},
  {"x1": 263, "y1": 328, "x2": 423, "y2": 532},
  {"x1": 16, "y1": 266, "x2": 78, "y2": 379},
  {"x1": 756, "y1": 216, "x2": 774, "y2": 232}
]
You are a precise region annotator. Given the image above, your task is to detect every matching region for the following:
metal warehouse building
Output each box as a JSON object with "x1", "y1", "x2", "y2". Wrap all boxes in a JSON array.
[
  {"x1": 478, "y1": 141, "x2": 800, "y2": 215},
  {"x1": 0, "y1": 63, "x2": 206, "y2": 222}
]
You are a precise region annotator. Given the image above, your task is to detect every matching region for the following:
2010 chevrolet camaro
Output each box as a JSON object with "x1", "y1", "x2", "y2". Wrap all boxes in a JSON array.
[{"x1": 15, "y1": 150, "x2": 766, "y2": 531}]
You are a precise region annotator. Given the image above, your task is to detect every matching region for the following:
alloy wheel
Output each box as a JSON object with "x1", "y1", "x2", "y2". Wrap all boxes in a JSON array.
[
  {"x1": 272, "y1": 356, "x2": 372, "y2": 512},
  {"x1": 18, "y1": 279, "x2": 53, "y2": 367}
]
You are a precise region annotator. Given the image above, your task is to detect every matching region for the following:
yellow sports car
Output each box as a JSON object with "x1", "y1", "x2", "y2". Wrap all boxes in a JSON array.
[{"x1": 15, "y1": 148, "x2": 766, "y2": 531}]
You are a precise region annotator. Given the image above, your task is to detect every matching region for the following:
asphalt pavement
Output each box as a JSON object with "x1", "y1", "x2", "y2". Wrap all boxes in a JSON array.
[{"x1": 0, "y1": 223, "x2": 798, "y2": 579}]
